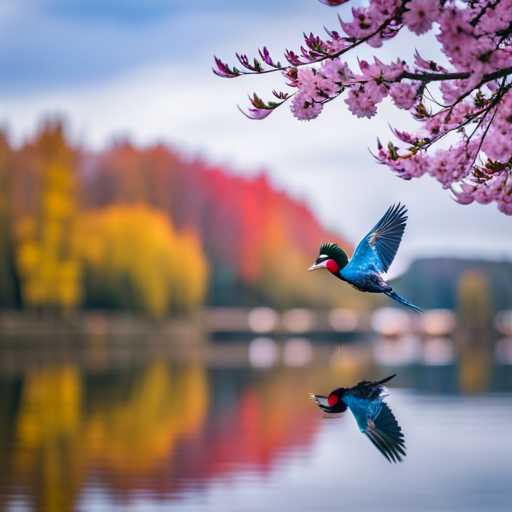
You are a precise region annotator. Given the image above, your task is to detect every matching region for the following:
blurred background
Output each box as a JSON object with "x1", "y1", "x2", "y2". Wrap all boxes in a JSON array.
[{"x1": 0, "y1": 1, "x2": 511, "y2": 511}]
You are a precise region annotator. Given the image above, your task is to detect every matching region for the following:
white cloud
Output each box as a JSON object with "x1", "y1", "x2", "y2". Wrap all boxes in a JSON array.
[{"x1": 1, "y1": 3, "x2": 510, "y2": 266}]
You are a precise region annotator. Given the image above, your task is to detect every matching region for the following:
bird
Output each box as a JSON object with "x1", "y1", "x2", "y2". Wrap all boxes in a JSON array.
[
  {"x1": 308, "y1": 203, "x2": 421, "y2": 312},
  {"x1": 310, "y1": 374, "x2": 406, "y2": 462}
]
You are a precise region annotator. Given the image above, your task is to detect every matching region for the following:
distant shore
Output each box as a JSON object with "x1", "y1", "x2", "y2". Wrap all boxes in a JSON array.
[{"x1": 0, "y1": 310, "x2": 206, "y2": 343}]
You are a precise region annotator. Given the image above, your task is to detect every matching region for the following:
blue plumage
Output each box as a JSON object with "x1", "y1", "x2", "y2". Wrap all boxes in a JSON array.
[
  {"x1": 309, "y1": 203, "x2": 421, "y2": 312},
  {"x1": 310, "y1": 374, "x2": 406, "y2": 463}
]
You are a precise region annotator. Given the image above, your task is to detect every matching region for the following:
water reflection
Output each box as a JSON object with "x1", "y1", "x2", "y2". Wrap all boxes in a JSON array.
[
  {"x1": 0, "y1": 356, "x2": 330, "y2": 512},
  {"x1": 5, "y1": 363, "x2": 209, "y2": 512},
  {"x1": 0, "y1": 335, "x2": 511, "y2": 512}
]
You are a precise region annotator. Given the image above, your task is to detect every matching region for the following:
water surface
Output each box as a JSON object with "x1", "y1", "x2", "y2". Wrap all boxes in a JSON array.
[{"x1": 1, "y1": 338, "x2": 511, "y2": 512}]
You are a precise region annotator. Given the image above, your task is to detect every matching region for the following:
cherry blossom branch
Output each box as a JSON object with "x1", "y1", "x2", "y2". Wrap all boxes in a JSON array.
[
  {"x1": 400, "y1": 66, "x2": 512, "y2": 83},
  {"x1": 214, "y1": 0, "x2": 512, "y2": 214}
]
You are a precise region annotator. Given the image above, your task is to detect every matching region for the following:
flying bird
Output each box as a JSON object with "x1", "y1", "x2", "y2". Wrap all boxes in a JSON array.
[
  {"x1": 308, "y1": 203, "x2": 421, "y2": 312},
  {"x1": 310, "y1": 374, "x2": 406, "y2": 462}
]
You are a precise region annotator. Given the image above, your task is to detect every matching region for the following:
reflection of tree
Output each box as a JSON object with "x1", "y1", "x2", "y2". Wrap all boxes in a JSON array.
[
  {"x1": 3, "y1": 362, "x2": 333, "y2": 509},
  {"x1": 10, "y1": 363, "x2": 208, "y2": 512},
  {"x1": 459, "y1": 347, "x2": 492, "y2": 396},
  {"x1": 14, "y1": 365, "x2": 83, "y2": 512},
  {"x1": 85, "y1": 362, "x2": 208, "y2": 476},
  {"x1": 168, "y1": 367, "x2": 326, "y2": 487}
]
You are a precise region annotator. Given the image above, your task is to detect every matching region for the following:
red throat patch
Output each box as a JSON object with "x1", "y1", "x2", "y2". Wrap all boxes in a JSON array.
[
  {"x1": 326, "y1": 259, "x2": 339, "y2": 273},
  {"x1": 327, "y1": 393, "x2": 338, "y2": 406}
]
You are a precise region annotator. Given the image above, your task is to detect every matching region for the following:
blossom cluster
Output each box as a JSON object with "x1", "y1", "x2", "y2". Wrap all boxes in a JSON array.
[{"x1": 214, "y1": 0, "x2": 512, "y2": 215}]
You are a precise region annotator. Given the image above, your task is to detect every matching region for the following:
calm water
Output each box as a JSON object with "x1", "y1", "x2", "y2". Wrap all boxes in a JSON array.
[{"x1": 1, "y1": 337, "x2": 511, "y2": 512}]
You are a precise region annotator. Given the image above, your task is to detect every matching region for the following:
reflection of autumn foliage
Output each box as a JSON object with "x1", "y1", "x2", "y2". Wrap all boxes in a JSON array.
[
  {"x1": 77, "y1": 205, "x2": 208, "y2": 316},
  {"x1": 10, "y1": 363, "x2": 208, "y2": 512},
  {"x1": 5, "y1": 362, "x2": 324, "y2": 510},
  {"x1": 14, "y1": 365, "x2": 83, "y2": 512},
  {"x1": 201, "y1": 370, "x2": 322, "y2": 473},
  {"x1": 84, "y1": 363, "x2": 208, "y2": 475}
]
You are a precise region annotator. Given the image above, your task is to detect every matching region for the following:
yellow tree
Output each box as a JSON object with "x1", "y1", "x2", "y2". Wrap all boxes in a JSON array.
[
  {"x1": 77, "y1": 204, "x2": 208, "y2": 317},
  {"x1": 15, "y1": 121, "x2": 82, "y2": 312}
]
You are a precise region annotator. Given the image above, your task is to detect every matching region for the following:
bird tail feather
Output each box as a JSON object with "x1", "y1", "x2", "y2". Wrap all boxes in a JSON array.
[
  {"x1": 385, "y1": 290, "x2": 422, "y2": 313},
  {"x1": 373, "y1": 374, "x2": 396, "y2": 386}
]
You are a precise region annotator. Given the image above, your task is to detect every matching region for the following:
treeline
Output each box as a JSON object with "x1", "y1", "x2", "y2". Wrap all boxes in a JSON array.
[
  {"x1": 393, "y1": 258, "x2": 512, "y2": 320},
  {"x1": 0, "y1": 119, "x2": 351, "y2": 317}
]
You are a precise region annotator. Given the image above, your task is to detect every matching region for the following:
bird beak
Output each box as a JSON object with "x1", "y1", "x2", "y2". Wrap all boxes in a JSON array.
[{"x1": 308, "y1": 261, "x2": 326, "y2": 272}]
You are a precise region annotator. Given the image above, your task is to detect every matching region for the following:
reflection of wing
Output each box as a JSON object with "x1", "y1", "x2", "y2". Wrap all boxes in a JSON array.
[
  {"x1": 363, "y1": 403, "x2": 406, "y2": 463},
  {"x1": 350, "y1": 204, "x2": 408, "y2": 274},
  {"x1": 343, "y1": 395, "x2": 406, "y2": 463}
]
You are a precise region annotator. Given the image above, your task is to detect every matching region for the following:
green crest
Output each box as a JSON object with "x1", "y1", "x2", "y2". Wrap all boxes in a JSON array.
[{"x1": 319, "y1": 242, "x2": 349, "y2": 269}]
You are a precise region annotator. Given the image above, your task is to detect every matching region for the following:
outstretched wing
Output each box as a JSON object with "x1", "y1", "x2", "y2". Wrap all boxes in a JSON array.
[
  {"x1": 363, "y1": 402, "x2": 406, "y2": 463},
  {"x1": 343, "y1": 396, "x2": 406, "y2": 463},
  {"x1": 350, "y1": 204, "x2": 408, "y2": 274}
]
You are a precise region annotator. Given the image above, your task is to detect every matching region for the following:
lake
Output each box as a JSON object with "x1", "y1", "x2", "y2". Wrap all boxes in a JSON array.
[{"x1": 0, "y1": 336, "x2": 511, "y2": 512}]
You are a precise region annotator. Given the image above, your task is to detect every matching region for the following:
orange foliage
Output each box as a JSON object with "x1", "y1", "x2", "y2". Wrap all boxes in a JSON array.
[
  {"x1": 1, "y1": 122, "x2": 353, "y2": 311},
  {"x1": 85, "y1": 143, "x2": 351, "y2": 308},
  {"x1": 9, "y1": 362, "x2": 323, "y2": 504}
]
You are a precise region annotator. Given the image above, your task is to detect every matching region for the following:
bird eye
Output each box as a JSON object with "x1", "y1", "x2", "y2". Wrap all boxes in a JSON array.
[{"x1": 327, "y1": 393, "x2": 338, "y2": 406}]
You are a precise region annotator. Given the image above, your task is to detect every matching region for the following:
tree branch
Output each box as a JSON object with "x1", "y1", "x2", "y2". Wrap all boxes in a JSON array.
[{"x1": 400, "y1": 66, "x2": 512, "y2": 83}]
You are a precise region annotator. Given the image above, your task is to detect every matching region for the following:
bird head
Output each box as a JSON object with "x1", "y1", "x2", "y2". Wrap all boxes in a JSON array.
[
  {"x1": 309, "y1": 388, "x2": 348, "y2": 414},
  {"x1": 308, "y1": 242, "x2": 348, "y2": 274}
]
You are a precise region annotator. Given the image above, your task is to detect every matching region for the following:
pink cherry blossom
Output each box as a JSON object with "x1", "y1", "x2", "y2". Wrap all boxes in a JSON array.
[
  {"x1": 364, "y1": 80, "x2": 388, "y2": 103},
  {"x1": 397, "y1": 152, "x2": 430, "y2": 180},
  {"x1": 320, "y1": 58, "x2": 355, "y2": 85},
  {"x1": 389, "y1": 82, "x2": 417, "y2": 110},
  {"x1": 427, "y1": 143, "x2": 477, "y2": 188},
  {"x1": 216, "y1": 0, "x2": 512, "y2": 214},
  {"x1": 345, "y1": 88, "x2": 378, "y2": 118},
  {"x1": 290, "y1": 92, "x2": 324, "y2": 120},
  {"x1": 403, "y1": 0, "x2": 439, "y2": 35}
]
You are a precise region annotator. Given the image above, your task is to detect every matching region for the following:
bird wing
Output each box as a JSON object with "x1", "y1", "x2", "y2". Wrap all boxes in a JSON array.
[
  {"x1": 363, "y1": 402, "x2": 406, "y2": 463},
  {"x1": 349, "y1": 204, "x2": 408, "y2": 274},
  {"x1": 343, "y1": 396, "x2": 406, "y2": 463}
]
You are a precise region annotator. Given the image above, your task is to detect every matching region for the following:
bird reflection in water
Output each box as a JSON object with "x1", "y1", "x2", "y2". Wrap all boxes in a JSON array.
[{"x1": 311, "y1": 374, "x2": 406, "y2": 463}]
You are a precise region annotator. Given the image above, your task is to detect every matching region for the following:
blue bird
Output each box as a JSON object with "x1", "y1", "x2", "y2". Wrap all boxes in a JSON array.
[
  {"x1": 310, "y1": 374, "x2": 406, "y2": 462},
  {"x1": 308, "y1": 203, "x2": 421, "y2": 312}
]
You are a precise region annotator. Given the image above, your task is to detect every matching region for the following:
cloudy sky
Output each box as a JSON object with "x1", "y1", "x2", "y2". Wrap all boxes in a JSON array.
[{"x1": 1, "y1": 0, "x2": 511, "y2": 274}]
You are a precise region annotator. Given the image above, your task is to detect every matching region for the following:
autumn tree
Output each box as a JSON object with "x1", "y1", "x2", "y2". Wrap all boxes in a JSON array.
[
  {"x1": 15, "y1": 120, "x2": 82, "y2": 313},
  {"x1": 83, "y1": 144, "x2": 353, "y2": 309},
  {"x1": 77, "y1": 204, "x2": 208, "y2": 317}
]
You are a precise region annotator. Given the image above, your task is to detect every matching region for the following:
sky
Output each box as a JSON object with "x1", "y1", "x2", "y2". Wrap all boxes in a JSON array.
[{"x1": 0, "y1": 0, "x2": 511, "y2": 274}]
